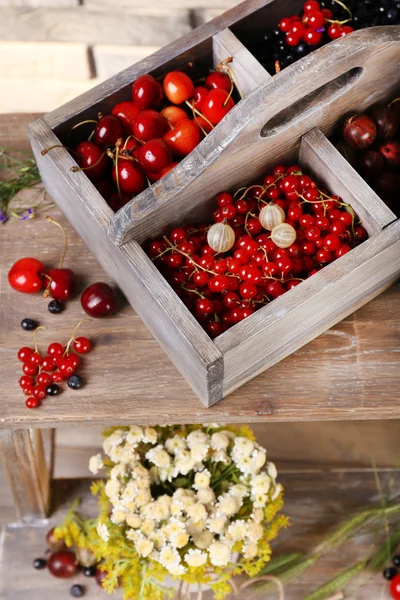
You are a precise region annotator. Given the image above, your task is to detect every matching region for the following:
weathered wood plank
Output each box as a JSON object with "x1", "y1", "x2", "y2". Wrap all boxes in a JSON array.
[
  {"x1": 0, "y1": 7, "x2": 191, "y2": 45},
  {"x1": 92, "y1": 44, "x2": 160, "y2": 79},
  {"x1": 85, "y1": 0, "x2": 241, "y2": 9}
]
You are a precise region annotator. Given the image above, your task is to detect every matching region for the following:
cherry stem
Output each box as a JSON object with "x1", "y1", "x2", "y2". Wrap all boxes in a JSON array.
[
  {"x1": 70, "y1": 151, "x2": 106, "y2": 173},
  {"x1": 64, "y1": 319, "x2": 90, "y2": 356},
  {"x1": 115, "y1": 145, "x2": 122, "y2": 199},
  {"x1": 185, "y1": 101, "x2": 215, "y2": 131},
  {"x1": 181, "y1": 285, "x2": 205, "y2": 299},
  {"x1": 69, "y1": 120, "x2": 98, "y2": 135},
  {"x1": 41, "y1": 144, "x2": 79, "y2": 156},
  {"x1": 46, "y1": 216, "x2": 68, "y2": 269},
  {"x1": 42, "y1": 273, "x2": 52, "y2": 298},
  {"x1": 192, "y1": 113, "x2": 208, "y2": 136},
  {"x1": 33, "y1": 326, "x2": 47, "y2": 354}
]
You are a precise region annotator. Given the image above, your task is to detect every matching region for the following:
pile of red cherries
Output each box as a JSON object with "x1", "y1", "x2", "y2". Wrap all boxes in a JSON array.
[
  {"x1": 52, "y1": 67, "x2": 237, "y2": 213},
  {"x1": 147, "y1": 163, "x2": 368, "y2": 339}
]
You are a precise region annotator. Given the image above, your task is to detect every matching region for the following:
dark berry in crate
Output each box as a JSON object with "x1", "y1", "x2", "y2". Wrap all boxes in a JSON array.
[
  {"x1": 94, "y1": 114, "x2": 124, "y2": 147},
  {"x1": 48, "y1": 299, "x2": 65, "y2": 314},
  {"x1": 83, "y1": 566, "x2": 97, "y2": 577},
  {"x1": 46, "y1": 527, "x2": 66, "y2": 551},
  {"x1": 359, "y1": 149, "x2": 384, "y2": 177},
  {"x1": 384, "y1": 567, "x2": 398, "y2": 580},
  {"x1": 335, "y1": 141, "x2": 357, "y2": 167},
  {"x1": 81, "y1": 282, "x2": 117, "y2": 318},
  {"x1": 343, "y1": 115, "x2": 377, "y2": 150},
  {"x1": 21, "y1": 318, "x2": 38, "y2": 331},
  {"x1": 379, "y1": 140, "x2": 400, "y2": 169},
  {"x1": 75, "y1": 141, "x2": 109, "y2": 181},
  {"x1": 33, "y1": 558, "x2": 46, "y2": 570},
  {"x1": 394, "y1": 556, "x2": 400, "y2": 568},
  {"x1": 47, "y1": 550, "x2": 78, "y2": 578},
  {"x1": 46, "y1": 383, "x2": 60, "y2": 396},
  {"x1": 370, "y1": 105, "x2": 399, "y2": 139},
  {"x1": 67, "y1": 375, "x2": 83, "y2": 390},
  {"x1": 70, "y1": 584, "x2": 85, "y2": 598},
  {"x1": 8, "y1": 258, "x2": 45, "y2": 294}
]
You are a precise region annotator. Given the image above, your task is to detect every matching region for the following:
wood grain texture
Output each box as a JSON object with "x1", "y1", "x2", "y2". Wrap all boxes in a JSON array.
[
  {"x1": 0, "y1": 7, "x2": 191, "y2": 46},
  {"x1": 1, "y1": 471, "x2": 398, "y2": 599},
  {"x1": 212, "y1": 28, "x2": 270, "y2": 97},
  {"x1": 300, "y1": 128, "x2": 396, "y2": 234},
  {"x1": 0, "y1": 430, "x2": 50, "y2": 521},
  {"x1": 0, "y1": 198, "x2": 399, "y2": 427}
]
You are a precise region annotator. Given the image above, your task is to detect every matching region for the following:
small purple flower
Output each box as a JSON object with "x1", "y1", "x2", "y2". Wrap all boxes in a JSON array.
[
  {"x1": 316, "y1": 27, "x2": 326, "y2": 33},
  {"x1": 19, "y1": 208, "x2": 34, "y2": 220},
  {"x1": 0, "y1": 208, "x2": 7, "y2": 223}
]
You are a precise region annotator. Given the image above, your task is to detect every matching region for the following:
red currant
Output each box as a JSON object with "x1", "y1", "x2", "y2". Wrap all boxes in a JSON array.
[
  {"x1": 73, "y1": 337, "x2": 91, "y2": 354},
  {"x1": 41, "y1": 356, "x2": 56, "y2": 372},
  {"x1": 33, "y1": 386, "x2": 47, "y2": 401},
  {"x1": 316, "y1": 248, "x2": 333, "y2": 264},
  {"x1": 196, "y1": 298, "x2": 214, "y2": 317},
  {"x1": 22, "y1": 362, "x2": 38, "y2": 376},
  {"x1": 48, "y1": 342, "x2": 64, "y2": 357},
  {"x1": 52, "y1": 372, "x2": 64, "y2": 383},
  {"x1": 279, "y1": 17, "x2": 293, "y2": 32},
  {"x1": 323, "y1": 234, "x2": 341, "y2": 251},
  {"x1": 18, "y1": 347, "x2": 33, "y2": 362},
  {"x1": 37, "y1": 373, "x2": 52, "y2": 386},
  {"x1": 26, "y1": 397, "x2": 40, "y2": 409},
  {"x1": 303, "y1": 0, "x2": 321, "y2": 13}
]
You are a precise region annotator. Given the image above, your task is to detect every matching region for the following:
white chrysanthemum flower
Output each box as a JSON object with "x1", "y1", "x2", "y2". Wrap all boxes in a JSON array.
[
  {"x1": 193, "y1": 531, "x2": 213, "y2": 550},
  {"x1": 251, "y1": 473, "x2": 271, "y2": 495},
  {"x1": 267, "y1": 461, "x2": 278, "y2": 480},
  {"x1": 232, "y1": 437, "x2": 254, "y2": 458},
  {"x1": 229, "y1": 484, "x2": 249, "y2": 499},
  {"x1": 97, "y1": 522, "x2": 110, "y2": 542},
  {"x1": 197, "y1": 488, "x2": 215, "y2": 505},
  {"x1": 210, "y1": 450, "x2": 231, "y2": 464},
  {"x1": 216, "y1": 494, "x2": 239, "y2": 517},
  {"x1": 164, "y1": 519, "x2": 186, "y2": 539},
  {"x1": 148, "y1": 466, "x2": 160, "y2": 484},
  {"x1": 142, "y1": 427, "x2": 158, "y2": 444},
  {"x1": 89, "y1": 454, "x2": 103, "y2": 475},
  {"x1": 135, "y1": 489, "x2": 151, "y2": 507},
  {"x1": 126, "y1": 514, "x2": 142, "y2": 529},
  {"x1": 174, "y1": 488, "x2": 194, "y2": 499},
  {"x1": 121, "y1": 481, "x2": 138, "y2": 502},
  {"x1": 194, "y1": 470, "x2": 211, "y2": 490},
  {"x1": 109, "y1": 445, "x2": 125, "y2": 463},
  {"x1": 170, "y1": 531, "x2": 189, "y2": 549},
  {"x1": 110, "y1": 463, "x2": 126, "y2": 480},
  {"x1": 235, "y1": 455, "x2": 255, "y2": 475},
  {"x1": 226, "y1": 520, "x2": 247, "y2": 542},
  {"x1": 165, "y1": 435, "x2": 187, "y2": 455},
  {"x1": 126, "y1": 426, "x2": 143, "y2": 445},
  {"x1": 208, "y1": 541, "x2": 231, "y2": 567},
  {"x1": 135, "y1": 537, "x2": 154, "y2": 558},
  {"x1": 103, "y1": 430, "x2": 125, "y2": 453},
  {"x1": 210, "y1": 432, "x2": 230, "y2": 451},
  {"x1": 186, "y1": 502, "x2": 207, "y2": 523},
  {"x1": 252, "y1": 508, "x2": 264, "y2": 524},
  {"x1": 271, "y1": 483, "x2": 283, "y2": 501},
  {"x1": 186, "y1": 519, "x2": 206, "y2": 536},
  {"x1": 111, "y1": 509, "x2": 126, "y2": 525},
  {"x1": 252, "y1": 492, "x2": 268, "y2": 508},
  {"x1": 126, "y1": 528, "x2": 139, "y2": 542},
  {"x1": 207, "y1": 515, "x2": 227, "y2": 534},
  {"x1": 190, "y1": 442, "x2": 209, "y2": 463},
  {"x1": 146, "y1": 445, "x2": 171, "y2": 469},
  {"x1": 169, "y1": 564, "x2": 187, "y2": 576},
  {"x1": 141, "y1": 519, "x2": 156, "y2": 536},
  {"x1": 159, "y1": 545, "x2": 182, "y2": 571},
  {"x1": 186, "y1": 430, "x2": 210, "y2": 449},
  {"x1": 247, "y1": 521, "x2": 264, "y2": 541},
  {"x1": 170, "y1": 500, "x2": 184, "y2": 517},
  {"x1": 132, "y1": 464, "x2": 150, "y2": 479},
  {"x1": 174, "y1": 451, "x2": 196, "y2": 476},
  {"x1": 185, "y1": 548, "x2": 208, "y2": 567},
  {"x1": 158, "y1": 494, "x2": 172, "y2": 507},
  {"x1": 105, "y1": 479, "x2": 121, "y2": 498},
  {"x1": 252, "y1": 449, "x2": 267, "y2": 471},
  {"x1": 180, "y1": 495, "x2": 196, "y2": 511},
  {"x1": 243, "y1": 541, "x2": 258, "y2": 559},
  {"x1": 149, "y1": 530, "x2": 167, "y2": 551}
]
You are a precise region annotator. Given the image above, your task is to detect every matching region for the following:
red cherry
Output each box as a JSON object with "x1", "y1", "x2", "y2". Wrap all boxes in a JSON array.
[
  {"x1": 202, "y1": 89, "x2": 234, "y2": 125},
  {"x1": 22, "y1": 362, "x2": 38, "y2": 376},
  {"x1": 81, "y1": 282, "x2": 117, "y2": 318},
  {"x1": 164, "y1": 119, "x2": 201, "y2": 158},
  {"x1": 133, "y1": 110, "x2": 169, "y2": 143},
  {"x1": 48, "y1": 342, "x2": 64, "y2": 357},
  {"x1": 192, "y1": 86, "x2": 209, "y2": 112},
  {"x1": 8, "y1": 258, "x2": 45, "y2": 294},
  {"x1": 18, "y1": 347, "x2": 33, "y2": 362},
  {"x1": 137, "y1": 138, "x2": 171, "y2": 173},
  {"x1": 95, "y1": 568, "x2": 111, "y2": 588},
  {"x1": 46, "y1": 268, "x2": 76, "y2": 302},
  {"x1": 111, "y1": 101, "x2": 142, "y2": 133},
  {"x1": 390, "y1": 574, "x2": 400, "y2": 599},
  {"x1": 73, "y1": 337, "x2": 91, "y2": 354},
  {"x1": 205, "y1": 71, "x2": 231, "y2": 92},
  {"x1": 26, "y1": 397, "x2": 40, "y2": 409},
  {"x1": 379, "y1": 140, "x2": 400, "y2": 169},
  {"x1": 161, "y1": 106, "x2": 188, "y2": 127},
  {"x1": 94, "y1": 115, "x2": 124, "y2": 147},
  {"x1": 112, "y1": 161, "x2": 145, "y2": 196},
  {"x1": 163, "y1": 71, "x2": 194, "y2": 104},
  {"x1": 132, "y1": 74, "x2": 164, "y2": 110},
  {"x1": 38, "y1": 373, "x2": 52, "y2": 386},
  {"x1": 47, "y1": 551, "x2": 78, "y2": 579},
  {"x1": 75, "y1": 141, "x2": 109, "y2": 180},
  {"x1": 343, "y1": 115, "x2": 377, "y2": 150}
]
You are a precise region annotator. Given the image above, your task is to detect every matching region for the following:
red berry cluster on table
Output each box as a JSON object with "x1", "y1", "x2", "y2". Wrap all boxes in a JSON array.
[
  {"x1": 18, "y1": 322, "x2": 91, "y2": 409},
  {"x1": 42, "y1": 65, "x2": 238, "y2": 213},
  {"x1": 335, "y1": 97, "x2": 400, "y2": 215},
  {"x1": 147, "y1": 164, "x2": 368, "y2": 339},
  {"x1": 32, "y1": 527, "x2": 108, "y2": 597}
]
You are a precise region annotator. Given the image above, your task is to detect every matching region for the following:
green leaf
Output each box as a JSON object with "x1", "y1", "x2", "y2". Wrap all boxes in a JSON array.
[
  {"x1": 301, "y1": 560, "x2": 367, "y2": 600},
  {"x1": 258, "y1": 553, "x2": 304, "y2": 575}
]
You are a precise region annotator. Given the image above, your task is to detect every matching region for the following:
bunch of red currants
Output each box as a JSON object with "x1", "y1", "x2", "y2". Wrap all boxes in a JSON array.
[
  {"x1": 54, "y1": 68, "x2": 237, "y2": 213},
  {"x1": 278, "y1": 0, "x2": 353, "y2": 49},
  {"x1": 147, "y1": 163, "x2": 368, "y2": 339}
]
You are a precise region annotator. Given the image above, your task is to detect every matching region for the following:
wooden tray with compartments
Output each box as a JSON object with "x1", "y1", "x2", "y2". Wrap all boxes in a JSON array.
[{"x1": 28, "y1": 0, "x2": 400, "y2": 408}]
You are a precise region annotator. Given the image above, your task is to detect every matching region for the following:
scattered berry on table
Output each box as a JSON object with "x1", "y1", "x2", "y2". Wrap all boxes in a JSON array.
[
  {"x1": 21, "y1": 318, "x2": 38, "y2": 331},
  {"x1": 48, "y1": 299, "x2": 65, "y2": 314},
  {"x1": 33, "y1": 558, "x2": 46, "y2": 570},
  {"x1": 67, "y1": 375, "x2": 83, "y2": 390},
  {"x1": 83, "y1": 566, "x2": 97, "y2": 577},
  {"x1": 46, "y1": 383, "x2": 60, "y2": 396},
  {"x1": 70, "y1": 584, "x2": 85, "y2": 598},
  {"x1": 384, "y1": 567, "x2": 398, "y2": 581}
]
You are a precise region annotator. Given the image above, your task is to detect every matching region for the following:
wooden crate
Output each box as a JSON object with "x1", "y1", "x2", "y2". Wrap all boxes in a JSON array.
[{"x1": 28, "y1": 0, "x2": 400, "y2": 408}]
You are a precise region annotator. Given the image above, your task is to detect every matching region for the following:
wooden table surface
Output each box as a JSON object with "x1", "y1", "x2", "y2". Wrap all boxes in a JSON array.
[{"x1": 1, "y1": 114, "x2": 399, "y2": 429}]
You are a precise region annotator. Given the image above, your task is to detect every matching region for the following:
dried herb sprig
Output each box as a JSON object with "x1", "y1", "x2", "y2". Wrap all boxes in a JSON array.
[{"x1": 0, "y1": 146, "x2": 52, "y2": 223}]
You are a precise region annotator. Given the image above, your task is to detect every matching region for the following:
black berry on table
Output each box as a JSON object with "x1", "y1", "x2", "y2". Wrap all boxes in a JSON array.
[
  {"x1": 21, "y1": 318, "x2": 38, "y2": 331},
  {"x1": 70, "y1": 584, "x2": 85, "y2": 597},
  {"x1": 33, "y1": 558, "x2": 46, "y2": 569},
  {"x1": 83, "y1": 566, "x2": 97, "y2": 577},
  {"x1": 384, "y1": 566, "x2": 398, "y2": 580},
  {"x1": 45, "y1": 383, "x2": 60, "y2": 396},
  {"x1": 48, "y1": 299, "x2": 65, "y2": 314},
  {"x1": 67, "y1": 375, "x2": 83, "y2": 390}
]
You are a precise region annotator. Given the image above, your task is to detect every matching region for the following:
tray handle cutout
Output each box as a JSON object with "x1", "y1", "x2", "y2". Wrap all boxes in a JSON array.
[{"x1": 260, "y1": 67, "x2": 363, "y2": 138}]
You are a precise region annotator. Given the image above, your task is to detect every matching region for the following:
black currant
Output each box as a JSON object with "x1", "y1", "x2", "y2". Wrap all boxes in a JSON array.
[
  {"x1": 48, "y1": 299, "x2": 64, "y2": 314},
  {"x1": 383, "y1": 566, "x2": 398, "y2": 580},
  {"x1": 46, "y1": 384, "x2": 59, "y2": 396},
  {"x1": 21, "y1": 318, "x2": 38, "y2": 331},
  {"x1": 67, "y1": 375, "x2": 83, "y2": 390},
  {"x1": 83, "y1": 566, "x2": 97, "y2": 577},
  {"x1": 70, "y1": 584, "x2": 85, "y2": 598},
  {"x1": 393, "y1": 556, "x2": 400, "y2": 567},
  {"x1": 33, "y1": 558, "x2": 46, "y2": 569}
]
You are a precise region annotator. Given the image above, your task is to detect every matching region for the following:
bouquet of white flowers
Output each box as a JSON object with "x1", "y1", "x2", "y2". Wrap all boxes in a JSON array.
[{"x1": 56, "y1": 423, "x2": 287, "y2": 599}]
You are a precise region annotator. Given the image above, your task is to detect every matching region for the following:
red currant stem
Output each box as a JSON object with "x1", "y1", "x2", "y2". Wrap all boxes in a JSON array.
[
  {"x1": 234, "y1": 184, "x2": 266, "y2": 202},
  {"x1": 325, "y1": 17, "x2": 352, "y2": 24},
  {"x1": 332, "y1": 0, "x2": 352, "y2": 18},
  {"x1": 244, "y1": 210, "x2": 257, "y2": 235},
  {"x1": 64, "y1": 319, "x2": 91, "y2": 356},
  {"x1": 41, "y1": 144, "x2": 80, "y2": 156},
  {"x1": 33, "y1": 326, "x2": 47, "y2": 354},
  {"x1": 162, "y1": 236, "x2": 239, "y2": 279},
  {"x1": 46, "y1": 216, "x2": 68, "y2": 269},
  {"x1": 185, "y1": 101, "x2": 215, "y2": 131},
  {"x1": 70, "y1": 150, "x2": 106, "y2": 173},
  {"x1": 181, "y1": 285, "x2": 205, "y2": 299},
  {"x1": 260, "y1": 246, "x2": 269, "y2": 261}
]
